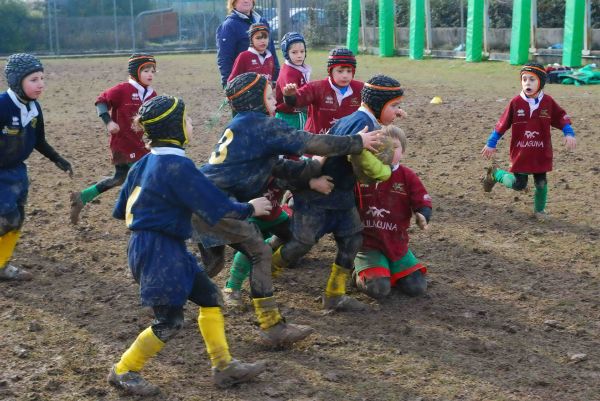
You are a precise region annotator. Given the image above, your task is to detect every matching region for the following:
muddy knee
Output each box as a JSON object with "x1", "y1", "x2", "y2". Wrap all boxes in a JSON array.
[
  {"x1": 395, "y1": 271, "x2": 427, "y2": 297},
  {"x1": 151, "y1": 307, "x2": 184, "y2": 342},
  {"x1": 359, "y1": 277, "x2": 391, "y2": 299}
]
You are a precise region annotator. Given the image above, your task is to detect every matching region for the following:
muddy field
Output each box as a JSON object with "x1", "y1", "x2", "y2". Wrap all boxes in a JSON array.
[{"x1": 1, "y1": 53, "x2": 599, "y2": 401}]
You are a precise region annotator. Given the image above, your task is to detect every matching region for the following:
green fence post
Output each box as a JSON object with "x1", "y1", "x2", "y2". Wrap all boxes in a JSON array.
[
  {"x1": 509, "y1": 0, "x2": 531, "y2": 65},
  {"x1": 465, "y1": 0, "x2": 484, "y2": 62},
  {"x1": 562, "y1": 0, "x2": 585, "y2": 67},
  {"x1": 379, "y1": 0, "x2": 395, "y2": 56},
  {"x1": 409, "y1": 0, "x2": 425, "y2": 60},
  {"x1": 347, "y1": 0, "x2": 361, "y2": 54}
]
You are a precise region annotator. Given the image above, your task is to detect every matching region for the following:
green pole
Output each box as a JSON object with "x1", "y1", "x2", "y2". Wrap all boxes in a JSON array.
[
  {"x1": 562, "y1": 0, "x2": 585, "y2": 67},
  {"x1": 409, "y1": 0, "x2": 425, "y2": 60},
  {"x1": 379, "y1": 0, "x2": 395, "y2": 56},
  {"x1": 347, "y1": 0, "x2": 361, "y2": 54},
  {"x1": 509, "y1": 0, "x2": 531, "y2": 65},
  {"x1": 465, "y1": 0, "x2": 484, "y2": 62}
]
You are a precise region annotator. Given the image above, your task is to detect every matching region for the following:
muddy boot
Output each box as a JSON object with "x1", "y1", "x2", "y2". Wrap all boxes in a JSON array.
[
  {"x1": 69, "y1": 192, "x2": 85, "y2": 225},
  {"x1": 0, "y1": 264, "x2": 33, "y2": 281},
  {"x1": 222, "y1": 287, "x2": 243, "y2": 308},
  {"x1": 481, "y1": 164, "x2": 497, "y2": 193},
  {"x1": 253, "y1": 296, "x2": 314, "y2": 346},
  {"x1": 260, "y1": 321, "x2": 314, "y2": 346},
  {"x1": 212, "y1": 359, "x2": 267, "y2": 388},
  {"x1": 323, "y1": 294, "x2": 368, "y2": 312},
  {"x1": 107, "y1": 366, "x2": 160, "y2": 396}
]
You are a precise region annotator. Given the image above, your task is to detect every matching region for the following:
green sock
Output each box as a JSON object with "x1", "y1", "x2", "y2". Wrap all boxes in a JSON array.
[
  {"x1": 534, "y1": 183, "x2": 548, "y2": 212},
  {"x1": 80, "y1": 185, "x2": 100, "y2": 205},
  {"x1": 225, "y1": 252, "x2": 252, "y2": 291},
  {"x1": 494, "y1": 168, "x2": 516, "y2": 189}
]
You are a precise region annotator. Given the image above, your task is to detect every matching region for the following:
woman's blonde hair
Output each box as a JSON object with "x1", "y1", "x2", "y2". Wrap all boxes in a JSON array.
[{"x1": 227, "y1": 0, "x2": 255, "y2": 13}]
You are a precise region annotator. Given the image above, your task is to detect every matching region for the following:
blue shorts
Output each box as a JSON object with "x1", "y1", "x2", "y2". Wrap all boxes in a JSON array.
[
  {"x1": 128, "y1": 231, "x2": 207, "y2": 307},
  {"x1": 0, "y1": 163, "x2": 28, "y2": 216},
  {"x1": 291, "y1": 203, "x2": 363, "y2": 246}
]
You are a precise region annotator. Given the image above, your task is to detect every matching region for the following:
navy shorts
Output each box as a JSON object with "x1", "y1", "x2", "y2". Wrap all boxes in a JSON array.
[{"x1": 291, "y1": 204, "x2": 363, "y2": 246}]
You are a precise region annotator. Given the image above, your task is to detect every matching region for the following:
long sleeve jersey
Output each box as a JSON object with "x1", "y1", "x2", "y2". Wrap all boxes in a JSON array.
[{"x1": 228, "y1": 48, "x2": 275, "y2": 82}]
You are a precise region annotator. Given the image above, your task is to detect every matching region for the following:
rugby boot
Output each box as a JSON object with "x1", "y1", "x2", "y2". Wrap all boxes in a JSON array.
[
  {"x1": 212, "y1": 359, "x2": 267, "y2": 388},
  {"x1": 260, "y1": 321, "x2": 314, "y2": 347},
  {"x1": 69, "y1": 192, "x2": 85, "y2": 225},
  {"x1": 481, "y1": 164, "x2": 497, "y2": 192},
  {"x1": 222, "y1": 287, "x2": 243, "y2": 308},
  {"x1": 0, "y1": 264, "x2": 33, "y2": 281},
  {"x1": 323, "y1": 294, "x2": 369, "y2": 312},
  {"x1": 107, "y1": 366, "x2": 160, "y2": 396}
]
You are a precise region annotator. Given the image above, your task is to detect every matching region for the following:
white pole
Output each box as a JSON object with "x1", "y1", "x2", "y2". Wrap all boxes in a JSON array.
[
  {"x1": 425, "y1": 0, "x2": 432, "y2": 54},
  {"x1": 583, "y1": 0, "x2": 591, "y2": 55}
]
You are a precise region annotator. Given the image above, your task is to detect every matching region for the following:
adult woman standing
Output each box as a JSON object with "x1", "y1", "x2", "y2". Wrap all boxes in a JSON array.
[{"x1": 216, "y1": 0, "x2": 279, "y2": 88}]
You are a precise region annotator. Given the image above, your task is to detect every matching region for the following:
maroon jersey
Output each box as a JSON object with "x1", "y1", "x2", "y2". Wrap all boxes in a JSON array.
[
  {"x1": 255, "y1": 178, "x2": 285, "y2": 222},
  {"x1": 357, "y1": 165, "x2": 432, "y2": 261},
  {"x1": 275, "y1": 62, "x2": 310, "y2": 113},
  {"x1": 95, "y1": 80, "x2": 155, "y2": 165},
  {"x1": 495, "y1": 93, "x2": 571, "y2": 173},
  {"x1": 293, "y1": 78, "x2": 363, "y2": 134},
  {"x1": 228, "y1": 48, "x2": 275, "y2": 82}
]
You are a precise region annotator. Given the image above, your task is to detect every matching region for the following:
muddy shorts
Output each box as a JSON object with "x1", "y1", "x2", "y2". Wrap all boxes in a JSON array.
[
  {"x1": 354, "y1": 249, "x2": 427, "y2": 286},
  {"x1": 0, "y1": 163, "x2": 28, "y2": 233},
  {"x1": 291, "y1": 204, "x2": 363, "y2": 246}
]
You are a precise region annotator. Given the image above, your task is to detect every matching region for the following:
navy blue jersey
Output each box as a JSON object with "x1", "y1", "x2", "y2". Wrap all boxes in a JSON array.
[
  {"x1": 114, "y1": 148, "x2": 253, "y2": 239},
  {"x1": 296, "y1": 110, "x2": 379, "y2": 210},
  {"x1": 0, "y1": 90, "x2": 61, "y2": 169},
  {"x1": 200, "y1": 111, "x2": 308, "y2": 201}
]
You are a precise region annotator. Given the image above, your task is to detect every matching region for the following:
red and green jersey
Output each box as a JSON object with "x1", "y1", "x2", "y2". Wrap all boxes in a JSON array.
[
  {"x1": 495, "y1": 93, "x2": 571, "y2": 173},
  {"x1": 357, "y1": 165, "x2": 432, "y2": 261}
]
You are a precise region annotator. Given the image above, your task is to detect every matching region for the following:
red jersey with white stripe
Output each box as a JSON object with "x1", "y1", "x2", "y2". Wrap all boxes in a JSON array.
[
  {"x1": 228, "y1": 48, "x2": 275, "y2": 82},
  {"x1": 293, "y1": 78, "x2": 363, "y2": 134},
  {"x1": 357, "y1": 165, "x2": 432, "y2": 261},
  {"x1": 494, "y1": 93, "x2": 571, "y2": 173},
  {"x1": 95, "y1": 80, "x2": 155, "y2": 165}
]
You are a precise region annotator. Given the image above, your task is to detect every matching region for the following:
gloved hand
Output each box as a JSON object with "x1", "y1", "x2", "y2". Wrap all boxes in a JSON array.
[{"x1": 54, "y1": 156, "x2": 73, "y2": 178}]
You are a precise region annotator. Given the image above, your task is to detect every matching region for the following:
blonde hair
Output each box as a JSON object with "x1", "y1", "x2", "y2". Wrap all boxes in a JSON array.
[
  {"x1": 227, "y1": 0, "x2": 255, "y2": 13},
  {"x1": 381, "y1": 125, "x2": 407, "y2": 153}
]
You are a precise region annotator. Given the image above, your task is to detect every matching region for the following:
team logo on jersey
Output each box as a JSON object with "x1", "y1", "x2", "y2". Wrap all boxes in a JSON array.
[
  {"x1": 132, "y1": 93, "x2": 140, "y2": 100},
  {"x1": 516, "y1": 130, "x2": 543, "y2": 148},
  {"x1": 517, "y1": 109, "x2": 526, "y2": 117},
  {"x1": 324, "y1": 96, "x2": 334, "y2": 105},
  {"x1": 2, "y1": 126, "x2": 20, "y2": 135},
  {"x1": 366, "y1": 206, "x2": 390, "y2": 218},
  {"x1": 424, "y1": 194, "x2": 432, "y2": 201},
  {"x1": 30, "y1": 117, "x2": 37, "y2": 128},
  {"x1": 350, "y1": 97, "x2": 360, "y2": 107},
  {"x1": 251, "y1": 59, "x2": 258, "y2": 65},
  {"x1": 540, "y1": 109, "x2": 549, "y2": 118},
  {"x1": 391, "y1": 182, "x2": 405, "y2": 194},
  {"x1": 12, "y1": 116, "x2": 19, "y2": 124}
]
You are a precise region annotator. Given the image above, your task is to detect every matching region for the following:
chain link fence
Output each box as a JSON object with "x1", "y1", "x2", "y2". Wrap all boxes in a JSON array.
[{"x1": 1, "y1": 0, "x2": 598, "y2": 55}]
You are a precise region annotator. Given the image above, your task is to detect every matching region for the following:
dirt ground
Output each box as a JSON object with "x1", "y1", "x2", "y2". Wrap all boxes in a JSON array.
[{"x1": 1, "y1": 53, "x2": 599, "y2": 401}]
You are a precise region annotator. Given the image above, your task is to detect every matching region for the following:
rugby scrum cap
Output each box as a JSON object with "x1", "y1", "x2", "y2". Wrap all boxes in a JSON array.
[
  {"x1": 361, "y1": 74, "x2": 404, "y2": 120},
  {"x1": 138, "y1": 95, "x2": 188, "y2": 147},
  {"x1": 280, "y1": 32, "x2": 306, "y2": 61},
  {"x1": 4, "y1": 53, "x2": 44, "y2": 100},
  {"x1": 248, "y1": 22, "x2": 269, "y2": 39},
  {"x1": 226, "y1": 72, "x2": 269, "y2": 114},
  {"x1": 520, "y1": 62, "x2": 547, "y2": 92},
  {"x1": 327, "y1": 47, "x2": 356, "y2": 75},
  {"x1": 128, "y1": 53, "x2": 156, "y2": 83}
]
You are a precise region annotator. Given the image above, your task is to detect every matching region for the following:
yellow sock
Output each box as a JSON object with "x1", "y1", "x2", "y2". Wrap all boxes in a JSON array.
[
  {"x1": 198, "y1": 307, "x2": 232, "y2": 370},
  {"x1": 325, "y1": 263, "x2": 349, "y2": 298},
  {"x1": 0, "y1": 230, "x2": 20, "y2": 269},
  {"x1": 271, "y1": 246, "x2": 287, "y2": 278},
  {"x1": 252, "y1": 296, "x2": 283, "y2": 330},
  {"x1": 115, "y1": 327, "x2": 165, "y2": 375}
]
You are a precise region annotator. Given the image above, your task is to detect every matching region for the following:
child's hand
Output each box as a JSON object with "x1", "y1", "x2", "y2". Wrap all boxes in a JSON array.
[
  {"x1": 283, "y1": 83, "x2": 297, "y2": 96},
  {"x1": 397, "y1": 108, "x2": 408, "y2": 119},
  {"x1": 309, "y1": 175, "x2": 334, "y2": 195},
  {"x1": 249, "y1": 196, "x2": 272, "y2": 217},
  {"x1": 312, "y1": 155, "x2": 327, "y2": 166},
  {"x1": 563, "y1": 136, "x2": 576, "y2": 151},
  {"x1": 481, "y1": 145, "x2": 496, "y2": 159},
  {"x1": 415, "y1": 212, "x2": 429, "y2": 230},
  {"x1": 107, "y1": 121, "x2": 120, "y2": 135},
  {"x1": 357, "y1": 126, "x2": 382, "y2": 153}
]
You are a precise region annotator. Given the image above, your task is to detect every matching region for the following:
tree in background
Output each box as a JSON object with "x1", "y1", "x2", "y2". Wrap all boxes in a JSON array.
[{"x1": 0, "y1": 0, "x2": 44, "y2": 53}]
